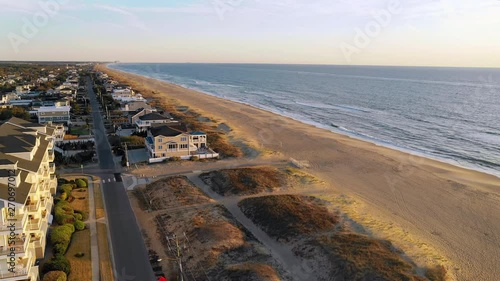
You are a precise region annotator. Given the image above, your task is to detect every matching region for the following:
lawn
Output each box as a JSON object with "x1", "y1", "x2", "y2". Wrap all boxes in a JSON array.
[
  {"x1": 97, "y1": 222, "x2": 114, "y2": 281},
  {"x1": 94, "y1": 180, "x2": 114, "y2": 281},
  {"x1": 66, "y1": 228, "x2": 92, "y2": 281},
  {"x1": 69, "y1": 126, "x2": 90, "y2": 136},
  {"x1": 65, "y1": 181, "x2": 92, "y2": 281}
]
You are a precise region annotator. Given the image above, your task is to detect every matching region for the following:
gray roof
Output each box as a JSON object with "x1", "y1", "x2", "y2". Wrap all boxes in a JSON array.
[
  {"x1": 139, "y1": 113, "x2": 170, "y2": 121},
  {"x1": 150, "y1": 126, "x2": 184, "y2": 137}
]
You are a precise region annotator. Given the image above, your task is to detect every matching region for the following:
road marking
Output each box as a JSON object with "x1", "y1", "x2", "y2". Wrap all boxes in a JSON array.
[
  {"x1": 102, "y1": 180, "x2": 105, "y2": 183},
  {"x1": 113, "y1": 178, "x2": 116, "y2": 182},
  {"x1": 108, "y1": 179, "x2": 111, "y2": 182}
]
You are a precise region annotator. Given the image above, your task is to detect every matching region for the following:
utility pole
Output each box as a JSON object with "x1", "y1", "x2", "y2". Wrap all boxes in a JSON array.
[
  {"x1": 122, "y1": 142, "x2": 130, "y2": 167},
  {"x1": 176, "y1": 236, "x2": 184, "y2": 281}
]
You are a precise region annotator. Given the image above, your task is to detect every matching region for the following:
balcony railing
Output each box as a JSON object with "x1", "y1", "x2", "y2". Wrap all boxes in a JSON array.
[
  {"x1": 49, "y1": 163, "x2": 56, "y2": 174},
  {"x1": 0, "y1": 212, "x2": 28, "y2": 232},
  {"x1": 0, "y1": 235, "x2": 30, "y2": 256},
  {"x1": 48, "y1": 150, "x2": 55, "y2": 162},
  {"x1": 0, "y1": 255, "x2": 33, "y2": 278},
  {"x1": 26, "y1": 200, "x2": 41, "y2": 213},
  {"x1": 28, "y1": 218, "x2": 42, "y2": 231}
]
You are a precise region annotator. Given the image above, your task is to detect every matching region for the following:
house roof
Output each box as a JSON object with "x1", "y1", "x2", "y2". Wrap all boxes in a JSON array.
[
  {"x1": 139, "y1": 113, "x2": 170, "y2": 121},
  {"x1": 150, "y1": 125, "x2": 184, "y2": 137},
  {"x1": 190, "y1": 132, "x2": 206, "y2": 136},
  {"x1": 0, "y1": 170, "x2": 32, "y2": 204}
]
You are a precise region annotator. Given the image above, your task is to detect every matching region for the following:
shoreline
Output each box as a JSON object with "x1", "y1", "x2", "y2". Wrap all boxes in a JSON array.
[
  {"x1": 106, "y1": 63, "x2": 500, "y2": 179},
  {"x1": 99, "y1": 64, "x2": 500, "y2": 281}
]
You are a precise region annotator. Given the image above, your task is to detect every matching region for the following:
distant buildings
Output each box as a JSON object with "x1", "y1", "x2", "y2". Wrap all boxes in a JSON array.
[{"x1": 0, "y1": 117, "x2": 58, "y2": 281}]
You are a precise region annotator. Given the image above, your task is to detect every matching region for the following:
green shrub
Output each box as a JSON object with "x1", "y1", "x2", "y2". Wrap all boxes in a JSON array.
[
  {"x1": 170, "y1": 156, "x2": 182, "y2": 161},
  {"x1": 74, "y1": 210, "x2": 89, "y2": 221},
  {"x1": 74, "y1": 213, "x2": 83, "y2": 221},
  {"x1": 60, "y1": 184, "x2": 73, "y2": 195},
  {"x1": 75, "y1": 178, "x2": 87, "y2": 188},
  {"x1": 42, "y1": 270, "x2": 67, "y2": 281},
  {"x1": 42, "y1": 254, "x2": 71, "y2": 276},
  {"x1": 59, "y1": 192, "x2": 67, "y2": 201},
  {"x1": 54, "y1": 200, "x2": 77, "y2": 225},
  {"x1": 53, "y1": 242, "x2": 70, "y2": 255},
  {"x1": 74, "y1": 220, "x2": 86, "y2": 231},
  {"x1": 51, "y1": 224, "x2": 75, "y2": 254},
  {"x1": 190, "y1": 156, "x2": 199, "y2": 161}
]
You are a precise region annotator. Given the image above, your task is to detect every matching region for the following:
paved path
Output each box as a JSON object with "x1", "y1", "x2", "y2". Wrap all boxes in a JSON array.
[
  {"x1": 87, "y1": 176, "x2": 100, "y2": 281},
  {"x1": 86, "y1": 76, "x2": 156, "y2": 281}
]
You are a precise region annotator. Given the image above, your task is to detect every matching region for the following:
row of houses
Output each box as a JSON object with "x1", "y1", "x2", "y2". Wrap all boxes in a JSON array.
[
  {"x1": 96, "y1": 72, "x2": 219, "y2": 163},
  {"x1": 0, "y1": 117, "x2": 60, "y2": 281}
]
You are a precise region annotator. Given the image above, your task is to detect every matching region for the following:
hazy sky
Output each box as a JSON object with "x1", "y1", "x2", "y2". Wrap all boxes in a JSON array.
[{"x1": 0, "y1": 0, "x2": 499, "y2": 67}]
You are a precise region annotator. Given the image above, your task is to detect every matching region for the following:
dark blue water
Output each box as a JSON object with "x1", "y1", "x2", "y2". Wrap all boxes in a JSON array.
[{"x1": 109, "y1": 63, "x2": 500, "y2": 177}]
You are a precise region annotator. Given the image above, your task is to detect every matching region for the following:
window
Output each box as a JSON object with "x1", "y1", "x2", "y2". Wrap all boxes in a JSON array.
[
  {"x1": 159, "y1": 138, "x2": 163, "y2": 143},
  {"x1": 168, "y1": 144, "x2": 177, "y2": 149},
  {"x1": 158, "y1": 146, "x2": 163, "y2": 150},
  {"x1": 180, "y1": 144, "x2": 188, "y2": 149},
  {"x1": 181, "y1": 137, "x2": 187, "y2": 142}
]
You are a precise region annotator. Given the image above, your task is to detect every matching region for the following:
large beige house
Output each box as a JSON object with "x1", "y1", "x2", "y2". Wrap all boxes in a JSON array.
[
  {"x1": 0, "y1": 118, "x2": 57, "y2": 281},
  {"x1": 145, "y1": 125, "x2": 218, "y2": 163}
]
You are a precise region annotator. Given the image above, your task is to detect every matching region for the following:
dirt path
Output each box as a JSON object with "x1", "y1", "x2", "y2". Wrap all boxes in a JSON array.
[{"x1": 186, "y1": 173, "x2": 319, "y2": 281}]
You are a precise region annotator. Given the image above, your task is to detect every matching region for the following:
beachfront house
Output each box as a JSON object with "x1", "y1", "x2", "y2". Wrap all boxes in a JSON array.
[
  {"x1": 135, "y1": 112, "x2": 176, "y2": 132},
  {"x1": 145, "y1": 125, "x2": 218, "y2": 163},
  {"x1": 121, "y1": 101, "x2": 153, "y2": 112},
  {"x1": 0, "y1": 117, "x2": 58, "y2": 281},
  {"x1": 36, "y1": 106, "x2": 71, "y2": 125}
]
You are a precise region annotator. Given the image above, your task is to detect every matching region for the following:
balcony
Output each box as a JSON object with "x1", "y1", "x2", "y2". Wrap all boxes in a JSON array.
[
  {"x1": 27, "y1": 218, "x2": 42, "y2": 231},
  {"x1": 49, "y1": 163, "x2": 56, "y2": 174},
  {"x1": 0, "y1": 255, "x2": 34, "y2": 279},
  {"x1": 0, "y1": 235, "x2": 30, "y2": 256},
  {"x1": 47, "y1": 140, "x2": 54, "y2": 150},
  {"x1": 0, "y1": 212, "x2": 28, "y2": 234},
  {"x1": 25, "y1": 200, "x2": 41, "y2": 213},
  {"x1": 48, "y1": 150, "x2": 55, "y2": 162}
]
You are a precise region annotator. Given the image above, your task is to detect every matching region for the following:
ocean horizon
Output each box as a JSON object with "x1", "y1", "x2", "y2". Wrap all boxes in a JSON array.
[{"x1": 108, "y1": 63, "x2": 500, "y2": 177}]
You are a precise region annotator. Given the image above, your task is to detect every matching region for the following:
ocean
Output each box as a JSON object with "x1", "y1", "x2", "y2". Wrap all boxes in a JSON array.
[{"x1": 108, "y1": 63, "x2": 500, "y2": 177}]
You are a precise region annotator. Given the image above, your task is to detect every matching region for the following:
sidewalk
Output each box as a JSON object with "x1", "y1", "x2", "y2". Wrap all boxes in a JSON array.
[{"x1": 87, "y1": 176, "x2": 100, "y2": 281}]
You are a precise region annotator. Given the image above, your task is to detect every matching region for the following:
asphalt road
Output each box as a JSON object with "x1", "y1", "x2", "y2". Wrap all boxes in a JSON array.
[{"x1": 86, "y1": 77, "x2": 156, "y2": 281}]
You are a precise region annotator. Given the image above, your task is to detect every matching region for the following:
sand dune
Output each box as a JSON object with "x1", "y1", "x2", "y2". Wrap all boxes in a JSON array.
[{"x1": 100, "y1": 65, "x2": 500, "y2": 281}]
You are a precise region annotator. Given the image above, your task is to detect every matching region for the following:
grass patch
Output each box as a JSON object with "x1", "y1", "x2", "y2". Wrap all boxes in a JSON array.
[
  {"x1": 93, "y1": 182, "x2": 105, "y2": 220},
  {"x1": 97, "y1": 222, "x2": 114, "y2": 281},
  {"x1": 201, "y1": 167, "x2": 286, "y2": 196},
  {"x1": 315, "y1": 232, "x2": 426, "y2": 281},
  {"x1": 224, "y1": 263, "x2": 281, "y2": 281},
  {"x1": 70, "y1": 188, "x2": 88, "y2": 215},
  {"x1": 138, "y1": 176, "x2": 211, "y2": 211},
  {"x1": 65, "y1": 229, "x2": 92, "y2": 281},
  {"x1": 238, "y1": 195, "x2": 338, "y2": 241}
]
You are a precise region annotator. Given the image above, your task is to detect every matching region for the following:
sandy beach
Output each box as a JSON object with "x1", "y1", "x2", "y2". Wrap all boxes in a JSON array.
[{"x1": 99, "y1": 65, "x2": 500, "y2": 281}]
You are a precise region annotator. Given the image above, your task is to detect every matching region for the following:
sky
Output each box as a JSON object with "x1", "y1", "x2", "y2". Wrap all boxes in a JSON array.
[{"x1": 0, "y1": 0, "x2": 499, "y2": 67}]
